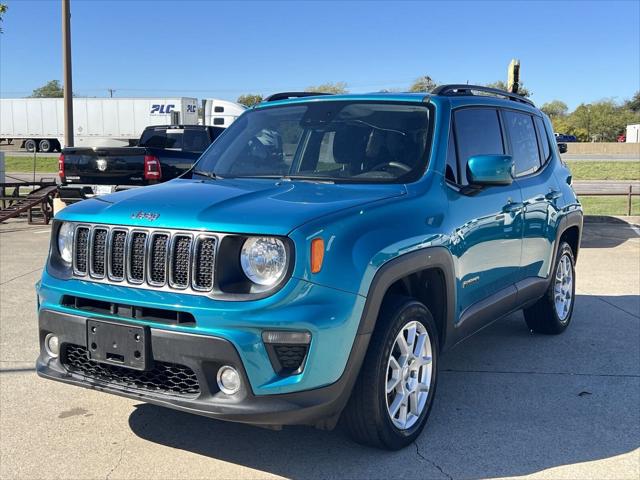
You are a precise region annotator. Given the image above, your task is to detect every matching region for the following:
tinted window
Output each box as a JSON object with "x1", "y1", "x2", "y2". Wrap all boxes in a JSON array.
[
  {"x1": 454, "y1": 108, "x2": 504, "y2": 185},
  {"x1": 534, "y1": 116, "x2": 550, "y2": 162},
  {"x1": 181, "y1": 129, "x2": 211, "y2": 153},
  {"x1": 504, "y1": 111, "x2": 540, "y2": 176},
  {"x1": 213, "y1": 117, "x2": 225, "y2": 125},
  {"x1": 214, "y1": 106, "x2": 224, "y2": 113},
  {"x1": 138, "y1": 128, "x2": 212, "y2": 153}
]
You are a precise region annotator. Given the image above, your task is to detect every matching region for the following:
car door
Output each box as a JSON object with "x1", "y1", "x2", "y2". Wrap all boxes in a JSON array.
[
  {"x1": 503, "y1": 111, "x2": 562, "y2": 287},
  {"x1": 446, "y1": 107, "x2": 524, "y2": 335}
]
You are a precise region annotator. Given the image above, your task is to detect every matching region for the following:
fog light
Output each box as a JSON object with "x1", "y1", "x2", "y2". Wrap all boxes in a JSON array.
[
  {"x1": 217, "y1": 366, "x2": 241, "y2": 395},
  {"x1": 45, "y1": 333, "x2": 60, "y2": 358}
]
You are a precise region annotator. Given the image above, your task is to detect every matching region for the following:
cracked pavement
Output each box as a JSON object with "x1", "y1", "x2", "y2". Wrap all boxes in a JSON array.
[{"x1": 1, "y1": 219, "x2": 638, "y2": 479}]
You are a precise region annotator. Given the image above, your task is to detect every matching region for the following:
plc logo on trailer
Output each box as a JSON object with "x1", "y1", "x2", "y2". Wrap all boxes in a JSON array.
[
  {"x1": 150, "y1": 104, "x2": 175, "y2": 115},
  {"x1": 186, "y1": 104, "x2": 197, "y2": 113}
]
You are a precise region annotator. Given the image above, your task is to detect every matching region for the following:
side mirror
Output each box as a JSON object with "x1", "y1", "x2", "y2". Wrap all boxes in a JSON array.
[
  {"x1": 558, "y1": 143, "x2": 568, "y2": 154},
  {"x1": 467, "y1": 155, "x2": 514, "y2": 186}
]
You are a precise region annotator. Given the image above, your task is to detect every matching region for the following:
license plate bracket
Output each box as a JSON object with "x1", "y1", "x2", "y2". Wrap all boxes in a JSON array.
[
  {"x1": 86, "y1": 319, "x2": 149, "y2": 371},
  {"x1": 93, "y1": 185, "x2": 114, "y2": 196}
]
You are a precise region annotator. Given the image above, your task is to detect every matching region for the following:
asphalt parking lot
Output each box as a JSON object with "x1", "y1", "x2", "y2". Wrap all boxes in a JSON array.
[{"x1": 0, "y1": 219, "x2": 638, "y2": 480}]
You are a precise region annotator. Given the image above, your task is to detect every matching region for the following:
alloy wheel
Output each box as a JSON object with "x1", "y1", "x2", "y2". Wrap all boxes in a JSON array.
[
  {"x1": 385, "y1": 320, "x2": 433, "y2": 430},
  {"x1": 554, "y1": 254, "x2": 573, "y2": 322}
]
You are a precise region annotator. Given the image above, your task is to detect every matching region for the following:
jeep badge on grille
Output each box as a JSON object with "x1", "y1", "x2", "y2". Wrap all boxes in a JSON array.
[{"x1": 131, "y1": 211, "x2": 160, "y2": 221}]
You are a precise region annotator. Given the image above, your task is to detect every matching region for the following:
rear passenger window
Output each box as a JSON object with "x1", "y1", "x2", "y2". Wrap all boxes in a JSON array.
[
  {"x1": 534, "y1": 116, "x2": 550, "y2": 162},
  {"x1": 454, "y1": 108, "x2": 504, "y2": 185},
  {"x1": 504, "y1": 111, "x2": 541, "y2": 176}
]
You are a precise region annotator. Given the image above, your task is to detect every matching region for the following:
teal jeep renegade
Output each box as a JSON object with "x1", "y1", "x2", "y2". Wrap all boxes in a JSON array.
[{"x1": 36, "y1": 85, "x2": 583, "y2": 450}]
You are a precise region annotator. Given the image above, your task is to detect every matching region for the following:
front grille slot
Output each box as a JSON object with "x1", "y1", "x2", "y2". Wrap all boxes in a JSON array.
[
  {"x1": 90, "y1": 228, "x2": 108, "y2": 277},
  {"x1": 74, "y1": 227, "x2": 90, "y2": 275},
  {"x1": 193, "y1": 237, "x2": 216, "y2": 291},
  {"x1": 62, "y1": 344, "x2": 200, "y2": 397},
  {"x1": 149, "y1": 234, "x2": 169, "y2": 285},
  {"x1": 128, "y1": 232, "x2": 148, "y2": 283},
  {"x1": 170, "y1": 235, "x2": 192, "y2": 288},
  {"x1": 109, "y1": 230, "x2": 127, "y2": 280}
]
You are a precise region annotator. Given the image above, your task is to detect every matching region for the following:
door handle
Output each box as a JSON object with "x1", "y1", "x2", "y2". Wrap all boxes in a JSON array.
[{"x1": 545, "y1": 189, "x2": 562, "y2": 201}]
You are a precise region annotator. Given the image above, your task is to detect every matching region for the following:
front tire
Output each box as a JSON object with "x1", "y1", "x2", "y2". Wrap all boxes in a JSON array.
[
  {"x1": 343, "y1": 296, "x2": 439, "y2": 450},
  {"x1": 524, "y1": 242, "x2": 576, "y2": 334}
]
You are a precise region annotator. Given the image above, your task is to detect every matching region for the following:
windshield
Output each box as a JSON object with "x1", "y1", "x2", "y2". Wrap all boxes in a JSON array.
[{"x1": 192, "y1": 101, "x2": 431, "y2": 183}]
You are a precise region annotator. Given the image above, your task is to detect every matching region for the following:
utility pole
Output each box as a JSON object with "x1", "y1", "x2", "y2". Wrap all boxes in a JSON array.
[
  {"x1": 62, "y1": 0, "x2": 74, "y2": 147},
  {"x1": 108, "y1": 88, "x2": 115, "y2": 98}
]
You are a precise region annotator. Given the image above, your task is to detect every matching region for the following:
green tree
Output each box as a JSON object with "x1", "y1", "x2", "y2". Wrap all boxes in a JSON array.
[
  {"x1": 30, "y1": 80, "x2": 64, "y2": 98},
  {"x1": 408, "y1": 76, "x2": 437, "y2": 93},
  {"x1": 0, "y1": 3, "x2": 7, "y2": 33},
  {"x1": 485, "y1": 80, "x2": 531, "y2": 98},
  {"x1": 625, "y1": 91, "x2": 640, "y2": 113},
  {"x1": 237, "y1": 94, "x2": 263, "y2": 107},
  {"x1": 305, "y1": 82, "x2": 348, "y2": 94},
  {"x1": 568, "y1": 100, "x2": 640, "y2": 142},
  {"x1": 541, "y1": 100, "x2": 568, "y2": 118}
]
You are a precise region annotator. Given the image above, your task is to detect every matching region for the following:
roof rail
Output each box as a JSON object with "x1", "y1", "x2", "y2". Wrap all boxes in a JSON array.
[
  {"x1": 264, "y1": 92, "x2": 333, "y2": 102},
  {"x1": 431, "y1": 84, "x2": 535, "y2": 107}
]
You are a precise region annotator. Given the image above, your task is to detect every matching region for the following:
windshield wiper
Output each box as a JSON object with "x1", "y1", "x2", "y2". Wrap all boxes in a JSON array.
[
  {"x1": 193, "y1": 170, "x2": 219, "y2": 180},
  {"x1": 282, "y1": 175, "x2": 335, "y2": 183}
]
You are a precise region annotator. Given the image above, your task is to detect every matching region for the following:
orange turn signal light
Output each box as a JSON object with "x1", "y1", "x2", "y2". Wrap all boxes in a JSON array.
[{"x1": 310, "y1": 238, "x2": 324, "y2": 274}]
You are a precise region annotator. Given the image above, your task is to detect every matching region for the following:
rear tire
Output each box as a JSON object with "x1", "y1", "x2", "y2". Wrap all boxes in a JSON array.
[
  {"x1": 523, "y1": 242, "x2": 576, "y2": 334},
  {"x1": 343, "y1": 296, "x2": 438, "y2": 450},
  {"x1": 24, "y1": 139, "x2": 37, "y2": 152},
  {"x1": 38, "y1": 139, "x2": 52, "y2": 153}
]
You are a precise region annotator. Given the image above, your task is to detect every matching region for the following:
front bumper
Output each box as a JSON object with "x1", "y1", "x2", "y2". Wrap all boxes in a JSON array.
[
  {"x1": 38, "y1": 270, "x2": 365, "y2": 396},
  {"x1": 37, "y1": 309, "x2": 371, "y2": 427}
]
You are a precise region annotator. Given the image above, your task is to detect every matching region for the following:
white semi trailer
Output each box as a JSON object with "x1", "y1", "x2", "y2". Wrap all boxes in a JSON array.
[{"x1": 0, "y1": 97, "x2": 198, "y2": 152}]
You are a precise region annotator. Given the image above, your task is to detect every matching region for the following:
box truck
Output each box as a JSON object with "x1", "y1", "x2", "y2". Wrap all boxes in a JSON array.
[
  {"x1": 0, "y1": 97, "x2": 198, "y2": 152},
  {"x1": 626, "y1": 124, "x2": 640, "y2": 143}
]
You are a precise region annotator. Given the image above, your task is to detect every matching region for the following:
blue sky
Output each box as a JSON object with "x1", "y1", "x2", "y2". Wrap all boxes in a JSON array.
[{"x1": 1, "y1": 0, "x2": 638, "y2": 110}]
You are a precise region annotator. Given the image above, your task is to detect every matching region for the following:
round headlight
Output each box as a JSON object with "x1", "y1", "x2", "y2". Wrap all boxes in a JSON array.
[
  {"x1": 57, "y1": 222, "x2": 74, "y2": 264},
  {"x1": 240, "y1": 237, "x2": 287, "y2": 286}
]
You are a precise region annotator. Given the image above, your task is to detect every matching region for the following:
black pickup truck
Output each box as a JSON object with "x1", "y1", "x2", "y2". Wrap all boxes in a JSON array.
[{"x1": 58, "y1": 125, "x2": 224, "y2": 200}]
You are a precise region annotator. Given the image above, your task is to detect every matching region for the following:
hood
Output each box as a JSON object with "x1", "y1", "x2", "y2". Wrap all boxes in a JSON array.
[{"x1": 58, "y1": 178, "x2": 406, "y2": 235}]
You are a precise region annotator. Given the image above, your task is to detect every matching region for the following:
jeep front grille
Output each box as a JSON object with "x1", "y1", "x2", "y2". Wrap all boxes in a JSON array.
[{"x1": 72, "y1": 224, "x2": 218, "y2": 294}]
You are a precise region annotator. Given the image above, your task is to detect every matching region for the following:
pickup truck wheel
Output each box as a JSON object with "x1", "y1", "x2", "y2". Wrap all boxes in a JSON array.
[
  {"x1": 38, "y1": 139, "x2": 52, "y2": 153},
  {"x1": 343, "y1": 296, "x2": 438, "y2": 450},
  {"x1": 24, "y1": 139, "x2": 37, "y2": 152},
  {"x1": 524, "y1": 242, "x2": 576, "y2": 334}
]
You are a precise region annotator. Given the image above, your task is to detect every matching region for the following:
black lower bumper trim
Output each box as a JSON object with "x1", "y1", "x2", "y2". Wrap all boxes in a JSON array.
[{"x1": 36, "y1": 309, "x2": 370, "y2": 428}]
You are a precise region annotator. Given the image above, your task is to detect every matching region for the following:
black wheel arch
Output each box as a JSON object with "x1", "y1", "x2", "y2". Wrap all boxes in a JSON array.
[
  {"x1": 555, "y1": 210, "x2": 583, "y2": 263},
  {"x1": 357, "y1": 246, "x2": 456, "y2": 351}
]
